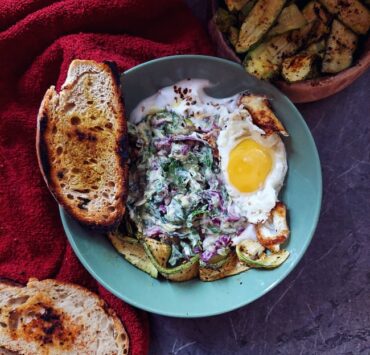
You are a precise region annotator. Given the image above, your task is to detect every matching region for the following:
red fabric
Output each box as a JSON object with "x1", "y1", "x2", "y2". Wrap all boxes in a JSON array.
[{"x1": 0, "y1": 0, "x2": 213, "y2": 354}]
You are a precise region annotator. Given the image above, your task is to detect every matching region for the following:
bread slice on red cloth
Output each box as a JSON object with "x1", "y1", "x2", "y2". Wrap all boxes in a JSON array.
[
  {"x1": 0, "y1": 278, "x2": 129, "y2": 354},
  {"x1": 0, "y1": 0, "x2": 213, "y2": 354},
  {"x1": 36, "y1": 59, "x2": 128, "y2": 230}
]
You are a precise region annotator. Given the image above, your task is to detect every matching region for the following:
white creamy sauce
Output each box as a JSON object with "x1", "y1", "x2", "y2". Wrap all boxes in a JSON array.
[
  {"x1": 232, "y1": 224, "x2": 257, "y2": 245},
  {"x1": 130, "y1": 79, "x2": 239, "y2": 124},
  {"x1": 203, "y1": 235, "x2": 219, "y2": 251}
]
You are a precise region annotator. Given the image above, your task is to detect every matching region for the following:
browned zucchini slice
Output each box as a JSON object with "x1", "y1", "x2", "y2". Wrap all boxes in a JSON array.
[
  {"x1": 143, "y1": 241, "x2": 200, "y2": 282},
  {"x1": 236, "y1": 240, "x2": 289, "y2": 269},
  {"x1": 302, "y1": 1, "x2": 331, "y2": 43},
  {"x1": 200, "y1": 254, "x2": 249, "y2": 282},
  {"x1": 243, "y1": 31, "x2": 300, "y2": 79},
  {"x1": 236, "y1": 0, "x2": 286, "y2": 53},
  {"x1": 319, "y1": 0, "x2": 370, "y2": 35},
  {"x1": 268, "y1": 4, "x2": 307, "y2": 37},
  {"x1": 226, "y1": 0, "x2": 251, "y2": 12},
  {"x1": 322, "y1": 19, "x2": 358, "y2": 73},
  {"x1": 108, "y1": 232, "x2": 158, "y2": 278},
  {"x1": 282, "y1": 53, "x2": 318, "y2": 82}
]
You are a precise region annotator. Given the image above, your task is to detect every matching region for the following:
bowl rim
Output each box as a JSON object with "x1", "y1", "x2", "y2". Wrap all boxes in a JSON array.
[{"x1": 60, "y1": 54, "x2": 323, "y2": 317}]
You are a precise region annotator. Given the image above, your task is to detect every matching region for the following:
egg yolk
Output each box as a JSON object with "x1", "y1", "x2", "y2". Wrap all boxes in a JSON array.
[{"x1": 227, "y1": 138, "x2": 272, "y2": 193}]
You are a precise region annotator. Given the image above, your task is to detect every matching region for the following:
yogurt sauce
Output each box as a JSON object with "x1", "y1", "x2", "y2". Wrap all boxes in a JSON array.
[{"x1": 131, "y1": 79, "x2": 239, "y2": 125}]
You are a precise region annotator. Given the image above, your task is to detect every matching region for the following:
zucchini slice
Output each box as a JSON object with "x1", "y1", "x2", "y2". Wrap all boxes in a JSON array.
[
  {"x1": 206, "y1": 253, "x2": 231, "y2": 270},
  {"x1": 243, "y1": 31, "x2": 301, "y2": 80},
  {"x1": 243, "y1": 41, "x2": 280, "y2": 80},
  {"x1": 268, "y1": 4, "x2": 307, "y2": 37},
  {"x1": 228, "y1": 26, "x2": 239, "y2": 48},
  {"x1": 214, "y1": 8, "x2": 237, "y2": 33},
  {"x1": 236, "y1": 0, "x2": 287, "y2": 53},
  {"x1": 108, "y1": 232, "x2": 158, "y2": 278},
  {"x1": 238, "y1": 0, "x2": 258, "y2": 23},
  {"x1": 144, "y1": 237, "x2": 171, "y2": 267},
  {"x1": 302, "y1": 1, "x2": 331, "y2": 43},
  {"x1": 302, "y1": 1, "x2": 329, "y2": 23},
  {"x1": 281, "y1": 53, "x2": 318, "y2": 82},
  {"x1": 162, "y1": 261, "x2": 199, "y2": 282},
  {"x1": 319, "y1": 0, "x2": 370, "y2": 35},
  {"x1": 322, "y1": 19, "x2": 358, "y2": 73},
  {"x1": 237, "y1": 248, "x2": 290, "y2": 268},
  {"x1": 239, "y1": 93, "x2": 288, "y2": 136},
  {"x1": 304, "y1": 39, "x2": 326, "y2": 58},
  {"x1": 236, "y1": 240, "x2": 289, "y2": 269},
  {"x1": 226, "y1": 0, "x2": 251, "y2": 12},
  {"x1": 143, "y1": 242, "x2": 200, "y2": 282},
  {"x1": 200, "y1": 254, "x2": 249, "y2": 282}
]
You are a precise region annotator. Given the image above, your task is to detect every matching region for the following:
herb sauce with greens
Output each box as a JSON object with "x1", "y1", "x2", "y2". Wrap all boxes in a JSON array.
[{"x1": 128, "y1": 80, "x2": 256, "y2": 266}]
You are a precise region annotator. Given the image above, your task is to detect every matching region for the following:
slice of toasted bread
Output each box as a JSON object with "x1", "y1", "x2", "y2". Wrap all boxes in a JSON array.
[
  {"x1": 36, "y1": 60, "x2": 128, "y2": 229},
  {"x1": 0, "y1": 278, "x2": 129, "y2": 354}
]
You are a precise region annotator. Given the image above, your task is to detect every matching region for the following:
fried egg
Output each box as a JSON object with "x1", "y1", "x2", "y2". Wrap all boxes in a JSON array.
[{"x1": 217, "y1": 111, "x2": 287, "y2": 224}]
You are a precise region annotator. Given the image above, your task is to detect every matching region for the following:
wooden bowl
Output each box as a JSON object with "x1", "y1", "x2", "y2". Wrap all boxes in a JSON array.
[{"x1": 208, "y1": 0, "x2": 370, "y2": 103}]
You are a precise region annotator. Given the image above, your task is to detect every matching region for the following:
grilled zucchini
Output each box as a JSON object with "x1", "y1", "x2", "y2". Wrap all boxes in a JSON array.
[
  {"x1": 322, "y1": 19, "x2": 358, "y2": 73},
  {"x1": 144, "y1": 237, "x2": 171, "y2": 267},
  {"x1": 228, "y1": 26, "x2": 239, "y2": 47},
  {"x1": 236, "y1": 240, "x2": 290, "y2": 269},
  {"x1": 243, "y1": 31, "x2": 301, "y2": 79},
  {"x1": 108, "y1": 232, "x2": 158, "y2": 278},
  {"x1": 199, "y1": 254, "x2": 249, "y2": 282},
  {"x1": 303, "y1": 1, "x2": 331, "y2": 24},
  {"x1": 214, "y1": 8, "x2": 237, "y2": 33},
  {"x1": 302, "y1": 1, "x2": 331, "y2": 43},
  {"x1": 319, "y1": 0, "x2": 370, "y2": 34},
  {"x1": 281, "y1": 39, "x2": 326, "y2": 83},
  {"x1": 268, "y1": 4, "x2": 307, "y2": 37},
  {"x1": 304, "y1": 39, "x2": 326, "y2": 58},
  {"x1": 226, "y1": 0, "x2": 251, "y2": 12},
  {"x1": 282, "y1": 54, "x2": 318, "y2": 82},
  {"x1": 236, "y1": 0, "x2": 286, "y2": 53},
  {"x1": 238, "y1": 0, "x2": 257, "y2": 22},
  {"x1": 142, "y1": 241, "x2": 200, "y2": 282}
]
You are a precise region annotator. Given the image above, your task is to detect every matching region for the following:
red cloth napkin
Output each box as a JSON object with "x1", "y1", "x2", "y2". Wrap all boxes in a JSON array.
[{"x1": 0, "y1": 0, "x2": 213, "y2": 353}]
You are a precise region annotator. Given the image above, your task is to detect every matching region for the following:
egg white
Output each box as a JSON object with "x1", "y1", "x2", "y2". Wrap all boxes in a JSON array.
[{"x1": 217, "y1": 111, "x2": 287, "y2": 224}]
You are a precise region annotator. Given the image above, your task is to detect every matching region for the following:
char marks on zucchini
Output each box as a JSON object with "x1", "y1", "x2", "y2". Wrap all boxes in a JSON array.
[
  {"x1": 236, "y1": 0, "x2": 287, "y2": 53},
  {"x1": 322, "y1": 19, "x2": 358, "y2": 73},
  {"x1": 214, "y1": 0, "x2": 368, "y2": 82},
  {"x1": 319, "y1": 0, "x2": 370, "y2": 35}
]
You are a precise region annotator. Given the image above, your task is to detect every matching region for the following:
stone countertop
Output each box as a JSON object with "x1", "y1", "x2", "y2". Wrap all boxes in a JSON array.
[{"x1": 149, "y1": 2, "x2": 370, "y2": 354}]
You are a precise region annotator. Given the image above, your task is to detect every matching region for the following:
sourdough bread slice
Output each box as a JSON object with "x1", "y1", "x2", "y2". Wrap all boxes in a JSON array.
[
  {"x1": 0, "y1": 278, "x2": 129, "y2": 354},
  {"x1": 36, "y1": 60, "x2": 127, "y2": 229}
]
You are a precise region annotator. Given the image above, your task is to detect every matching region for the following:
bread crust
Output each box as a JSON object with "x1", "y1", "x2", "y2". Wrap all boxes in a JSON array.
[
  {"x1": 36, "y1": 60, "x2": 128, "y2": 230},
  {"x1": 0, "y1": 278, "x2": 23, "y2": 289}
]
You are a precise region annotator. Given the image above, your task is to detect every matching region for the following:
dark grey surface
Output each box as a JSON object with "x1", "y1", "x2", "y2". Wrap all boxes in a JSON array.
[{"x1": 148, "y1": 2, "x2": 370, "y2": 354}]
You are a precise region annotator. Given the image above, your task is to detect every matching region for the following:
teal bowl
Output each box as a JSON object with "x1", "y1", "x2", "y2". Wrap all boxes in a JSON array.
[{"x1": 60, "y1": 55, "x2": 322, "y2": 317}]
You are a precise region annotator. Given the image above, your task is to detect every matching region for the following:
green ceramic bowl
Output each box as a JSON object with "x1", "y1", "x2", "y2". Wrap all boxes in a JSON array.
[{"x1": 60, "y1": 55, "x2": 322, "y2": 318}]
